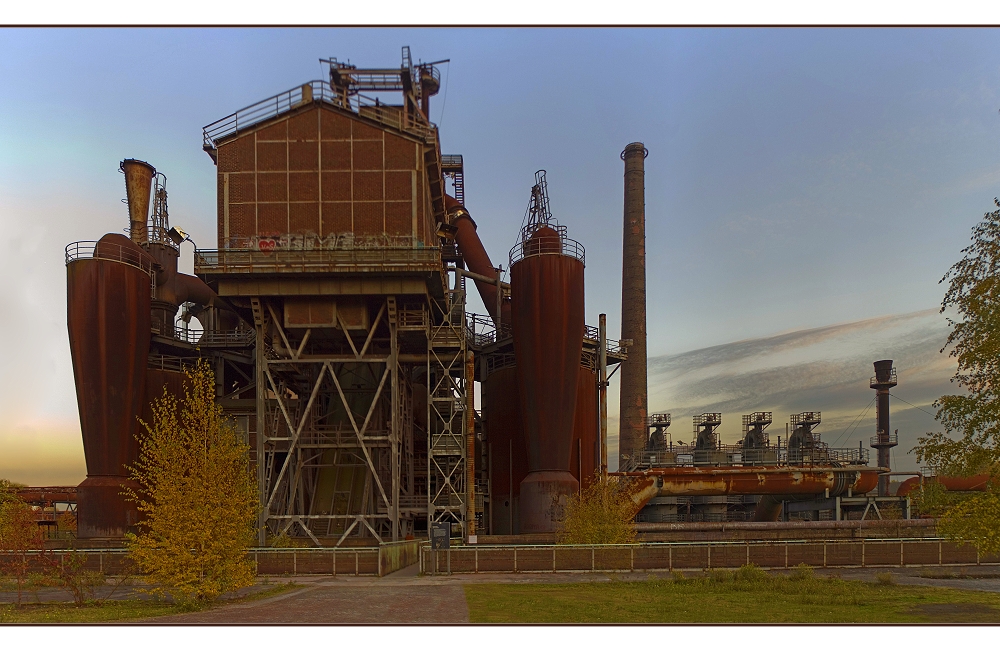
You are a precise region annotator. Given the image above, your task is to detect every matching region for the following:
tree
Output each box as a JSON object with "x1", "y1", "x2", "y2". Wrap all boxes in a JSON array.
[
  {"x1": 913, "y1": 198, "x2": 1000, "y2": 555},
  {"x1": 124, "y1": 360, "x2": 258, "y2": 604},
  {"x1": 557, "y1": 474, "x2": 640, "y2": 545},
  {"x1": 0, "y1": 479, "x2": 43, "y2": 606}
]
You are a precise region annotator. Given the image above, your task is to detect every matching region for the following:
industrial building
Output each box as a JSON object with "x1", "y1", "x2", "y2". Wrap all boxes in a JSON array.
[{"x1": 65, "y1": 47, "x2": 908, "y2": 546}]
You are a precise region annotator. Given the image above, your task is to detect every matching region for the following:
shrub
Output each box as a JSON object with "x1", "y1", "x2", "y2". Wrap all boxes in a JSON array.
[{"x1": 556, "y1": 473, "x2": 640, "y2": 545}]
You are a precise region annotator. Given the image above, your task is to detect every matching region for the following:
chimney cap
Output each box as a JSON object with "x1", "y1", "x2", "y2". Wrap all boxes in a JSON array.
[{"x1": 621, "y1": 142, "x2": 649, "y2": 160}]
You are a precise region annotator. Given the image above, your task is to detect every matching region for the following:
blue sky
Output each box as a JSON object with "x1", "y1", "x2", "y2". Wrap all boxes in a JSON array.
[{"x1": 1, "y1": 27, "x2": 997, "y2": 482}]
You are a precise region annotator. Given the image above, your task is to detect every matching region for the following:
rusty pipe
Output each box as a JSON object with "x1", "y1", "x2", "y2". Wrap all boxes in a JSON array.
[
  {"x1": 896, "y1": 474, "x2": 992, "y2": 497},
  {"x1": 121, "y1": 159, "x2": 155, "y2": 245},
  {"x1": 617, "y1": 466, "x2": 881, "y2": 513},
  {"x1": 446, "y1": 195, "x2": 510, "y2": 328}
]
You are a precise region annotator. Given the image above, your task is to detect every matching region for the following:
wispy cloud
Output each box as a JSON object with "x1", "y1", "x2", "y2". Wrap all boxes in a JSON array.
[{"x1": 644, "y1": 308, "x2": 953, "y2": 470}]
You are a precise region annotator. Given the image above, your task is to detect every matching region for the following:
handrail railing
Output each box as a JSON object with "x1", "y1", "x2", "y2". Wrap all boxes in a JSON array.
[
  {"x1": 168, "y1": 326, "x2": 256, "y2": 347},
  {"x1": 509, "y1": 235, "x2": 585, "y2": 267},
  {"x1": 194, "y1": 247, "x2": 442, "y2": 275},
  {"x1": 203, "y1": 80, "x2": 436, "y2": 150},
  {"x1": 65, "y1": 241, "x2": 153, "y2": 276}
]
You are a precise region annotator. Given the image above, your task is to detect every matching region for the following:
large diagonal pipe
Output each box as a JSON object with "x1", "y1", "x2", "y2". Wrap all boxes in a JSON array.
[{"x1": 447, "y1": 194, "x2": 510, "y2": 327}]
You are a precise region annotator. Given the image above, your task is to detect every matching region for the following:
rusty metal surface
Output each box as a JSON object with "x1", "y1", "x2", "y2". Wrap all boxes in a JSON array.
[
  {"x1": 572, "y1": 367, "x2": 599, "y2": 489},
  {"x1": 519, "y1": 470, "x2": 578, "y2": 534},
  {"x1": 511, "y1": 235, "x2": 585, "y2": 474},
  {"x1": 447, "y1": 195, "x2": 508, "y2": 327},
  {"x1": 16, "y1": 487, "x2": 77, "y2": 504},
  {"x1": 67, "y1": 233, "x2": 152, "y2": 538},
  {"x1": 619, "y1": 142, "x2": 648, "y2": 466},
  {"x1": 510, "y1": 224, "x2": 586, "y2": 534},
  {"x1": 121, "y1": 159, "x2": 155, "y2": 244},
  {"x1": 483, "y1": 366, "x2": 527, "y2": 535},
  {"x1": 618, "y1": 466, "x2": 881, "y2": 499},
  {"x1": 896, "y1": 474, "x2": 992, "y2": 497}
]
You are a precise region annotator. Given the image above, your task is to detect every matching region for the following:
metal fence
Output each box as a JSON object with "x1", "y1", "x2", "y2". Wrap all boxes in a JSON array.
[
  {"x1": 0, "y1": 540, "x2": 420, "y2": 578},
  {"x1": 419, "y1": 539, "x2": 1000, "y2": 575}
]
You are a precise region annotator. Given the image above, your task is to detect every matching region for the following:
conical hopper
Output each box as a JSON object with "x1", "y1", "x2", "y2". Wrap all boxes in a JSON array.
[{"x1": 120, "y1": 159, "x2": 155, "y2": 244}]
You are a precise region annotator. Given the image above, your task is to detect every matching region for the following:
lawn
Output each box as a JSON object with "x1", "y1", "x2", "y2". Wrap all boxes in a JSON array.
[
  {"x1": 0, "y1": 583, "x2": 296, "y2": 624},
  {"x1": 464, "y1": 565, "x2": 1000, "y2": 623}
]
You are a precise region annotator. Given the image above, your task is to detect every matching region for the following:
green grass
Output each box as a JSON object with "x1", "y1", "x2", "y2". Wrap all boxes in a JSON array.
[
  {"x1": 0, "y1": 583, "x2": 297, "y2": 624},
  {"x1": 464, "y1": 565, "x2": 1000, "y2": 623}
]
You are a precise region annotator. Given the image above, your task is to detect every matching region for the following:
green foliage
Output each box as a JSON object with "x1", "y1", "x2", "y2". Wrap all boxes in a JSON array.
[
  {"x1": 556, "y1": 474, "x2": 639, "y2": 545},
  {"x1": 911, "y1": 199, "x2": 1000, "y2": 555},
  {"x1": 124, "y1": 360, "x2": 258, "y2": 604}
]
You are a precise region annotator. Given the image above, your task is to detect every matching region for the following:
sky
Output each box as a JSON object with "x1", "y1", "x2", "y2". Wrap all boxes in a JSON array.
[{"x1": 1, "y1": 27, "x2": 998, "y2": 483}]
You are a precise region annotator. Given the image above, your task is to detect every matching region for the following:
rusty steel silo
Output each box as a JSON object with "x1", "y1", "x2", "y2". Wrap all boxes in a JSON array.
[
  {"x1": 67, "y1": 232, "x2": 153, "y2": 538},
  {"x1": 510, "y1": 172, "x2": 586, "y2": 533}
]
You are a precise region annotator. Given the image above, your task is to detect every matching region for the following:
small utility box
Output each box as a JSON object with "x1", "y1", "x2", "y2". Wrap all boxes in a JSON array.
[{"x1": 430, "y1": 522, "x2": 451, "y2": 550}]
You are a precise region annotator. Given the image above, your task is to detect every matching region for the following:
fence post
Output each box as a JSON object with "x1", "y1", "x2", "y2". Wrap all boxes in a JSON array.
[
  {"x1": 447, "y1": 548, "x2": 451, "y2": 575},
  {"x1": 900, "y1": 541, "x2": 904, "y2": 568},
  {"x1": 99, "y1": 551, "x2": 103, "y2": 574},
  {"x1": 591, "y1": 547, "x2": 595, "y2": 572},
  {"x1": 784, "y1": 543, "x2": 788, "y2": 569},
  {"x1": 514, "y1": 547, "x2": 518, "y2": 573},
  {"x1": 553, "y1": 547, "x2": 556, "y2": 573},
  {"x1": 378, "y1": 545, "x2": 383, "y2": 577},
  {"x1": 334, "y1": 550, "x2": 338, "y2": 576},
  {"x1": 861, "y1": 540, "x2": 865, "y2": 568},
  {"x1": 669, "y1": 545, "x2": 673, "y2": 571},
  {"x1": 355, "y1": 551, "x2": 359, "y2": 576},
  {"x1": 475, "y1": 547, "x2": 479, "y2": 574},
  {"x1": 746, "y1": 543, "x2": 750, "y2": 567},
  {"x1": 293, "y1": 550, "x2": 297, "y2": 576},
  {"x1": 823, "y1": 542, "x2": 827, "y2": 568},
  {"x1": 707, "y1": 544, "x2": 711, "y2": 570},
  {"x1": 939, "y1": 541, "x2": 942, "y2": 566}
]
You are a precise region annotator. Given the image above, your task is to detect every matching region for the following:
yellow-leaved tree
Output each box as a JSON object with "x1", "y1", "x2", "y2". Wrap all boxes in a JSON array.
[
  {"x1": 557, "y1": 474, "x2": 640, "y2": 545},
  {"x1": 125, "y1": 360, "x2": 258, "y2": 604},
  {"x1": 913, "y1": 198, "x2": 1000, "y2": 555}
]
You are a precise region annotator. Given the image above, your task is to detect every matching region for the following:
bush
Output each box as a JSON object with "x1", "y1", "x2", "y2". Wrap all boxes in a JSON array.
[
  {"x1": 790, "y1": 563, "x2": 814, "y2": 581},
  {"x1": 875, "y1": 571, "x2": 896, "y2": 586},
  {"x1": 734, "y1": 563, "x2": 769, "y2": 584},
  {"x1": 556, "y1": 473, "x2": 640, "y2": 545}
]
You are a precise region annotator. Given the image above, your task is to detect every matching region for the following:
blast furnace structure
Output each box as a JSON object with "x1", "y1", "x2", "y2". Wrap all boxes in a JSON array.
[{"x1": 65, "y1": 47, "x2": 906, "y2": 545}]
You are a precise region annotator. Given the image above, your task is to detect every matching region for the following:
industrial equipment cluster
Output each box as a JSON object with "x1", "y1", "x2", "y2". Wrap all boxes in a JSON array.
[{"x1": 54, "y1": 47, "x2": 924, "y2": 546}]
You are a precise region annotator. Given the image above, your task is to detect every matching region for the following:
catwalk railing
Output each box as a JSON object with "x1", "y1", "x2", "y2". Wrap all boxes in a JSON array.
[{"x1": 202, "y1": 79, "x2": 436, "y2": 149}]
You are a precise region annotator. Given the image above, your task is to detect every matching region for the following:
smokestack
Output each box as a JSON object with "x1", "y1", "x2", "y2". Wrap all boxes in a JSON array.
[
  {"x1": 619, "y1": 142, "x2": 648, "y2": 468},
  {"x1": 120, "y1": 159, "x2": 155, "y2": 245},
  {"x1": 870, "y1": 359, "x2": 898, "y2": 497}
]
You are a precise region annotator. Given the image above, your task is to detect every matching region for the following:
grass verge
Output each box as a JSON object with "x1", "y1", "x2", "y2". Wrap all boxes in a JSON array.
[
  {"x1": 0, "y1": 582, "x2": 298, "y2": 624},
  {"x1": 464, "y1": 565, "x2": 1000, "y2": 623}
]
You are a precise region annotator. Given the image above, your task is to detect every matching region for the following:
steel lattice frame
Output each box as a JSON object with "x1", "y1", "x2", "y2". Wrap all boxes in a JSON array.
[
  {"x1": 426, "y1": 286, "x2": 469, "y2": 537},
  {"x1": 250, "y1": 285, "x2": 467, "y2": 546}
]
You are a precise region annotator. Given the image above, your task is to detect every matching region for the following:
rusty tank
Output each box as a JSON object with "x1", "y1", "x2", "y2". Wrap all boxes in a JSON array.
[
  {"x1": 510, "y1": 172, "x2": 586, "y2": 533},
  {"x1": 66, "y1": 233, "x2": 153, "y2": 537}
]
